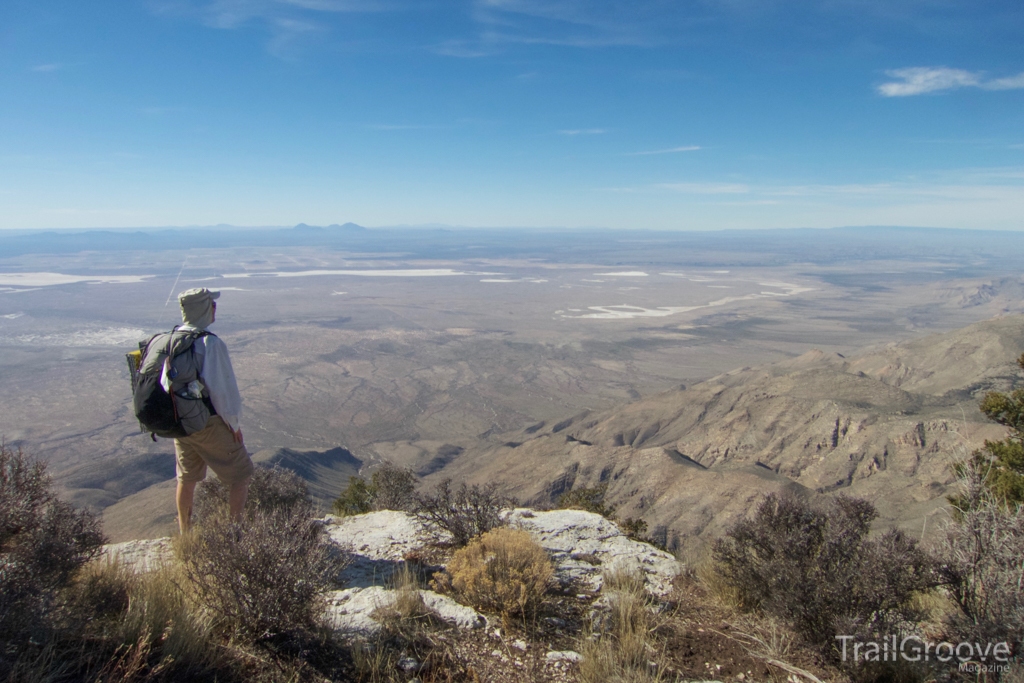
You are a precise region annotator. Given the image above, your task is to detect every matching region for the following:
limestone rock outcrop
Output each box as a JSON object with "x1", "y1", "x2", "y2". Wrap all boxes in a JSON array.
[{"x1": 100, "y1": 508, "x2": 680, "y2": 638}]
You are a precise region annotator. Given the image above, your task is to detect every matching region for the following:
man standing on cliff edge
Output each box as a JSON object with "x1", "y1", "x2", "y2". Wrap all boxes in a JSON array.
[{"x1": 172, "y1": 288, "x2": 253, "y2": 533}]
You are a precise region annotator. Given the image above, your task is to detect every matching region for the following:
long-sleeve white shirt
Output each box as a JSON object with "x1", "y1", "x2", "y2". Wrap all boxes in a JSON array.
[{"x1": 175, "y1": 325, "x2": 243, "y2": 432}]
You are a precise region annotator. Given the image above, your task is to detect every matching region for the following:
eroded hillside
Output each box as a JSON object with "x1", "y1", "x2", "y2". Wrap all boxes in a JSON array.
[{"x1": 428, "y1": 315, "x2": 1024, "y2": 552}]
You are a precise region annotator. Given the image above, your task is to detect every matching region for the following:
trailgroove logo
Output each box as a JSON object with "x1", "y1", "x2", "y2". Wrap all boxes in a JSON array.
[{"x1": 836, "y1": 635, "x2": 1012, "y2": 671}]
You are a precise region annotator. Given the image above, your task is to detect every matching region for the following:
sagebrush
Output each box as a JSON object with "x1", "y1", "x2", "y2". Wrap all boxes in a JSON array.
[{"x1": 433, "y1": 527, "x2": 553, "y2": 621}]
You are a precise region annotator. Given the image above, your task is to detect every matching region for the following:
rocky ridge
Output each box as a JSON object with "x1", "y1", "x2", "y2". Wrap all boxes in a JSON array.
[
  {"x1": 429, "y1": 315, "x2": 1024, "y2": 552},
  {"x1": 104, "y1": 508, "x2": 680, "y2": 641}
]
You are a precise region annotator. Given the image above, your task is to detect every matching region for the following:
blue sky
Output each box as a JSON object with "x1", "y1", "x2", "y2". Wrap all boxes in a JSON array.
[{"x1": 2, "y1": 0, "x2": 1023, "y2": 231}]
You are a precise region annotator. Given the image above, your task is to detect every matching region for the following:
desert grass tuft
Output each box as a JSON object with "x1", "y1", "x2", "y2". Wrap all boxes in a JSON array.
[
  {"x1": 693, "y1": 549, "x2": 742, "y2": 609},
  {"x1": 121, "y1": 564, "x2": 217, "y2": 673},
  {"x1": 372, "y1": 562, "x2": 438, "y2": 634},
  {"x1": 578, "y1": 567, "x2": 669, "y2": 683},
  {"x1": 603, "y1": 562, "x2": 648, "y2": 595},
  {"x1": 351, "y1": 639, "x2": 405, "y2": 683},
  {"x1": 5, "y1": 643, "x2": 72, "y2": 683}
]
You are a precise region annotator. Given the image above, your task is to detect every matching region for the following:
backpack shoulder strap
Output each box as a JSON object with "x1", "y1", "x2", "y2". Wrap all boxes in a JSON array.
[{"x1": 167, "y1": 327, "x2": 212, "y2": 357}]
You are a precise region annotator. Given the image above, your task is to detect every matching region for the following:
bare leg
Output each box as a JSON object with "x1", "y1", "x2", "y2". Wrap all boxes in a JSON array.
[
  {"x1": 228, "y1": 475, "x2": 251, "y2": 523},
  {"x1": 176, "y1": 479, "x2": 198, "y2": 534}
]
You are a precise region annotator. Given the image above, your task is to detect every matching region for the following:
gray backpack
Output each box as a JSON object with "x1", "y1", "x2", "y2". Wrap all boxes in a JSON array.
[{"x1": 130, "y1": 328, "x2": 216, "y2": 439}]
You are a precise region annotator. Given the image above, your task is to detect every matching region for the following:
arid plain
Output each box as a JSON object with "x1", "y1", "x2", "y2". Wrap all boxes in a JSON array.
[{"x1": 1, "y1": 226, "x2": 1023, "y2": 541}]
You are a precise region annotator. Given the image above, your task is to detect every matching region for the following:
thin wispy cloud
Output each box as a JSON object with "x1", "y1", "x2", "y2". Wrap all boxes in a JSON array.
[
  {"x1": 558, "y1": 128, "x2": 607, "y2": 136},
  {"x1": 986, "y1": 73, "x2": 1024, "y2": 90},
  {"x1": 31, "y1": 63, "x2": 62, "y2": 72},
  {"x1": 628, "y1": 145, "x2": 700, "y2": 156},
  {"x1": 430, "y1": 0, "x2": 678, "y2": 57},
  {"x1": 151, "y1": 0, "x2": 397, "y2": 55},
  {"x1": 138, "y1": 105, "x2": 188, "y2": 115},
  {"x1": 878, "y1": 67, "x2": 1024, "y2": 96},
  {"x1": 364, "y1": 123, "x2": 446, "y2": 130},
  {"x1": 267, "y1": 16, "x2": 322, "y2": 56},
  {"x1": 431, "y1": 40, "x2": 496, "y2": 58},
  {"x1": 655, "y1": 182, "x2": 749, "y2": 194},
  {"x1": 197, "y1": 0, "x2": 392, "y2": 28},
  {"x1": 622, "y1": 171, "x2": 1024, "y2": 204}
]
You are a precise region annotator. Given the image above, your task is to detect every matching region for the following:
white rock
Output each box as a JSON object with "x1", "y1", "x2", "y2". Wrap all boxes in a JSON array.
[
  {"x1": 321, "y1": 511, "x2": 436, "y2": 587},
  {"x1": 101, "y1": 538, "x2": 173, "y2": 573},
  {"x1": 546, "y1": 650, "x2": 583, "y2": 663},
  {"x1": 506, "y1": 509, "x2": 681, "y2": 595},
  {"x1": 324, "y1": 586, "x2": 486, "y2": 636},
  {"x1": 325, "y1": 586, "x2": 390, "y2": 635},
  {"x1": 420, "y1": 590, "x2": 488, "y2": 629}
]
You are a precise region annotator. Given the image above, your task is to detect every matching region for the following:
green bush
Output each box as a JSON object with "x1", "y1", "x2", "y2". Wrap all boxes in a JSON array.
[
  {"x1": 333, "y1": 462, "x2": 419, "y2": 516},
  {"x1": 334, "y1": 475, "x2": 373, "y2": 516},
  {"x1": 713, "y1": 493, "x2": 935, "y2": 654},
  {"x1": 557, "y1": 483, "x2": 616, "y2": 518},
  {"x1": 951, "y1": 353, "x2": 1024, "y2": 510}
]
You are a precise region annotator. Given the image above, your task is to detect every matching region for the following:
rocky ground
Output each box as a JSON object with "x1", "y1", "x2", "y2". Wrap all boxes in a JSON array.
[{"x1": 104, "y1": 508, "x2": 833, "y2": 683}]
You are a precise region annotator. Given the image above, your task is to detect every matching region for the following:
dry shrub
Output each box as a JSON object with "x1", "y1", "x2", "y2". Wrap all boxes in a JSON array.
[
  {"x1": 695, "y1": 553, "x2": 742, "y2": 609},
  {"x1": 619, "y1": 517, "x2": 650, "y2": 542},
  {"x1": 413, "y1": 479, "x2": 516, "y2": 547},
  {"x1": 4, "y1": 643, "x2": 69, "y2": 683},
  {"x1": 603, "y1": 563, "x2": 648, "y2": 595},
  {"x1": 433, "y1": 527, "x2": 552, "y2": 621},
  {"x1": 713, "y1": 493, "x2": 935, "y2": 653},
  {"x1": 0, "y1": 444, "x2": 105, "y2": 660},
  {"x1": 354, "y1": 563, "x2": 472, "y2": 683},
  {"x1": 369, "y1": 463, "x2": 419, "y2": 512},
  {"x1": 18, "y1": 557, "x2": 218, "y2": 682},
  {"x1": 940, "y1": 460, "x2": 1024, "y2": 655},
  {"x1": 194, "y1": 464, "x2": 313, "y2": 522},
  {"x1": 65, "y1": 556, "x2": 136, "y2": 622},
  {"x1": 184, "y1": 463, "x2": 348, "y2": 643},
  {"x1": 182, "y1": 508, "x2": 345, "y2": 643},
  {"x1": 731, "y1": 615, "x2": 799, "y2": 663}
]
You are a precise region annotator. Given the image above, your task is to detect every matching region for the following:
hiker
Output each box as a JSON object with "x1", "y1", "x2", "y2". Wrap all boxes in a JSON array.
[{"x1": 172, "y1": 288, "x2": 254, "y2": 533}]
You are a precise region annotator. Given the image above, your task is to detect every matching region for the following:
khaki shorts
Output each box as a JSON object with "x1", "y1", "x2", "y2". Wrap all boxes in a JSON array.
[{"x1": 174, "y1": 416, "x2": 254, "y2": 485}]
